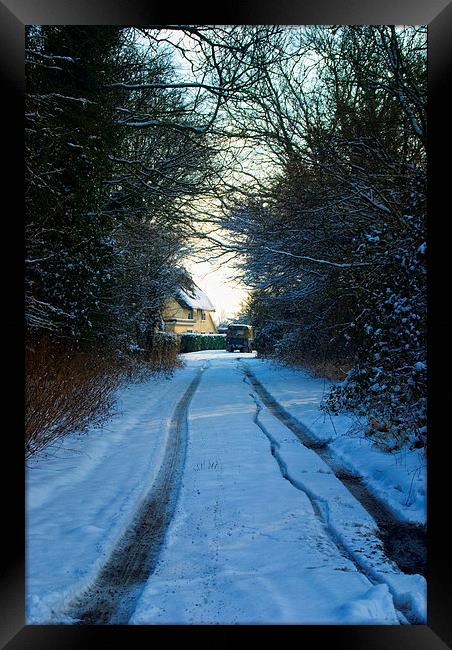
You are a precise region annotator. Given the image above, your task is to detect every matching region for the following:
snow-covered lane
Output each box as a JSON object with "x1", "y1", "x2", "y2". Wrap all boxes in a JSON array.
[
  {"x1": 130, "y1": 352, "x2": 399, "y2": 624},
  {"x1": 27, "y1": 350, "x2": 424, "y2": 625}
]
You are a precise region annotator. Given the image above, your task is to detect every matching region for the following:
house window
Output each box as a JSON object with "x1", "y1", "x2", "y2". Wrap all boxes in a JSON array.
[
  {"x1": 186, "y1": 329, "x2": 193, "y2": 333},
  {"x1": 201, "y1": 311, "x2": 206, "y2": 320},
  {"x1": 187, "y1": 309, "x2": 193, "y2": 320}
]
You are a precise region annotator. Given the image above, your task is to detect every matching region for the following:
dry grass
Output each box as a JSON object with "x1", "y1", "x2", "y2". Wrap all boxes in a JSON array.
[
  {"x1": 25, "y1": 334, "x2": 184, "y2": 458},
  {"x1": 142, "y1": 338, "x2": 182, "y2": 374},
  {"x1": 273, "y1": 349, "x2": 351, "y2": 381},
  {"x1": 302, "y1": 359, "x2": 352, "y2": 381},
  {"x1": 25, "y1": 337, "x2": 125, "y2": 458}
]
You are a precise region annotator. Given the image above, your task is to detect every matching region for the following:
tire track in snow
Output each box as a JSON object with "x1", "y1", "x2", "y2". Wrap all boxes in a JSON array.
[
  {"x1": 248, "y1": 390, "x2": 413, "y2": 624},
  {"x1": 244, "y1": 367, "x2": 425, "y2": 624},
  {"x1": 242, "y1": 364, "x2": 426, "y2": 578},
  {"x1": 66, "y1": 367, "x2": 205, "y2": 625},
  {"x1": 248, "y1": 393, "x2": 365, "y2": 563}
]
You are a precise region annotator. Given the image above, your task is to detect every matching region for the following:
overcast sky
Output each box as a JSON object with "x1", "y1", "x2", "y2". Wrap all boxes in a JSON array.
[
  {"x1": 187, "y1": 258, "x2": 248, "y2": 322},
  {"x1": 155, "y1": 29, "x2": 249, "y2": 322}
]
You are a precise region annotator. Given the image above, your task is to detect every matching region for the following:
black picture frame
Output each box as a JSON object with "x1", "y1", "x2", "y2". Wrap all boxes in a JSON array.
[{"x1": 2, "y1": 1, "x2": 451, "y2": 647}]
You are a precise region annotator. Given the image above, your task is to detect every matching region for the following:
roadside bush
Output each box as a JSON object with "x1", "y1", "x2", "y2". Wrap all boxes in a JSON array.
[
  {"x1": 253, "y1": 327, "x2": 279, "y2": 358},
  {"x1": 26, "y1": 337, "x2": 125, "y2": 458},
  {"x1": 179, "y1": 333, "x2": 226, "y2": 353},
  {"x1": 26, "y1": 332, "x2": 185, "y2": 458},
  {"x1": 144, "y1": 332, "x2": 182, "y2": 373}
]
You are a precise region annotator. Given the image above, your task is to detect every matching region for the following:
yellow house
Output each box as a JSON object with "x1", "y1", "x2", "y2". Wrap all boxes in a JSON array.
[{"x1": 162, "y1": 282, "x2": 218, "y2": 334}]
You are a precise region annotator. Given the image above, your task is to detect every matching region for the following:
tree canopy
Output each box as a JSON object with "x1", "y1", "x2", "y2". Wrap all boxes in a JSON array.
[{"x1": 25, "y1": 25, "x2": 427, "y2": 449}]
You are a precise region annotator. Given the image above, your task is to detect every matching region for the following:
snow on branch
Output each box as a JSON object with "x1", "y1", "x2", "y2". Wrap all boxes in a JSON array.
[
  {"x1": 25, "y1": 49, "x2": 77, "y2": 63},
  {"x1": 119, "y1": 119, "x2": 206, "y2": 134},
  {"x1": 28, "y1": 93, "x2": 94, "y2": 105},
  {"x1": 109, "y1": 82, "x2": 224, "y2": 96},
  {"x1": 261, "y1": 248, "x2": 373, "y2": 268}
]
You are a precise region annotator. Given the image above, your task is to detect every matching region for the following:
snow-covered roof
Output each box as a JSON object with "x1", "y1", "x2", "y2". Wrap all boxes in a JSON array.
[{"x1": 177, "y1": 284, "x2": 215, "y2": 311}]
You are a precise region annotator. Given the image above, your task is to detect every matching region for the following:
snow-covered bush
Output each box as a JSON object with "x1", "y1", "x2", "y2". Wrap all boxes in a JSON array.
[
  {"x1": 323, "y1": 237, "x2": 426, "y2": 451},
  {"x1": 131, "y1": 331, "x2": 182, "y2": 375},
  {"x1": 253, "y1": 327, "x2": 280, "y2": 357}
]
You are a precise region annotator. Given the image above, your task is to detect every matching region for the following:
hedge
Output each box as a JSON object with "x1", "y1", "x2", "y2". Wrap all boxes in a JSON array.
[
  {"x1": 153, "y1": 331, "x2": 179, "y2": 349},
  {"x1": 179, "y1": 333, "x2": 226, "y2": 353}
]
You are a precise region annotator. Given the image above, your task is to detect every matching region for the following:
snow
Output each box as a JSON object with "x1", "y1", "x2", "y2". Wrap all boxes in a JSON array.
[
  {"x1": 26, "y1": 350, "x2": 425, "y2": 625},
  {"x1": 333, "y1": 583, "x2": 397, "y2": 623},
  {"x1": 130, "y1": 353, "x2": 400, "y2": 624},
  {"x1": 181, "y1": 332, "x2": 225, "y2": 337},
  {"x1": 26, "y1": 367, "x2": 198, "y2": 624},
  {"x1": 243, "y1": 357, "x2": 426, "y2": 526},
  {"x1": 250, "y1": 388, "x2": 425, "y2": 622},
  {"x1": 177, "y1": 284, "x2": 215, "y2": 311}
]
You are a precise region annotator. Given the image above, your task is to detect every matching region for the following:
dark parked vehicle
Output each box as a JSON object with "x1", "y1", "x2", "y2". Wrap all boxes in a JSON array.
[{"x1": 226, "y1": 324, "x2": 254, "y2": 353}]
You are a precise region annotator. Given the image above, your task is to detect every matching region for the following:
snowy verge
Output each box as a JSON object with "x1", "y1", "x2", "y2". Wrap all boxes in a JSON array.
[
  {"x1": 26, "y1": 366, "x2": 198, "y2": 624},
  {"x1": 243, "y1": 358, "x2": 426, "y2": 527},
  {"x1": 254, "y1": 397, "x2": 426, "y2": 623}
]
